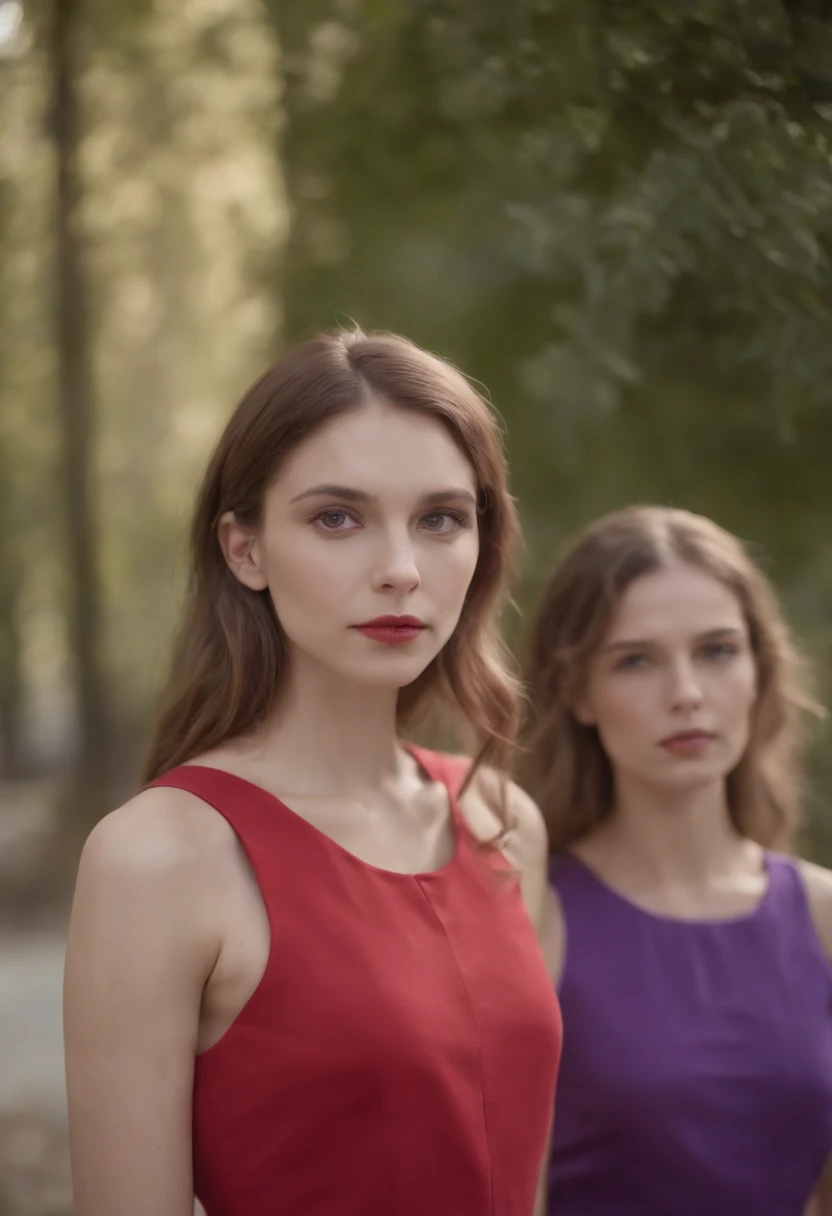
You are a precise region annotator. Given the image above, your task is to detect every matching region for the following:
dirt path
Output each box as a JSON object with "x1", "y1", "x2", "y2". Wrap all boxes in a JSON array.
[
  {"x1": 0, "y1": 931, "x2": 70, "y2": 1213},
  {"x1": 0, "y1": 932, "x2": 66, "y2": 1113}
]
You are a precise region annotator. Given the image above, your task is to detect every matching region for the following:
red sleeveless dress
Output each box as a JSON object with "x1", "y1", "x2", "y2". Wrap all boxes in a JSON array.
[{"x1": 148, "y1": 748, "x2": 562, "y2": 1216}]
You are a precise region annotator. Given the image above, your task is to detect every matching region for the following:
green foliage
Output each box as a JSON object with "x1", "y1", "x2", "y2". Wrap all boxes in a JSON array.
[{"x1": 267, "y1": 1, "x2": 831, "y2": 528}]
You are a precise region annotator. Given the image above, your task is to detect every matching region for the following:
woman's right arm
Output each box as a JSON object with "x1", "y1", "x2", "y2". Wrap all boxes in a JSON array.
[{"x1": 64, "y1": 790, "x2": 222, "y2": 1216}]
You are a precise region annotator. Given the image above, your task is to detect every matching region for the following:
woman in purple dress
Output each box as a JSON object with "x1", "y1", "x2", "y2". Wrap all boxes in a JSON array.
[{"x1": 524, "y1": 505, "x2": 832, "y2": 1216}]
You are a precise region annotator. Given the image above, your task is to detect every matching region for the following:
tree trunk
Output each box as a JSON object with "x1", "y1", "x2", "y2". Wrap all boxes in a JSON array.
[
  {"x1": 0, "y1": 169, "x2": 27, "y2": 780},
  {"x1": 51, "y1": 0, "x2": 111, "y2": 824},
  {"x1": 0, "y1": 468, "x2": 25, "y2": 781}
]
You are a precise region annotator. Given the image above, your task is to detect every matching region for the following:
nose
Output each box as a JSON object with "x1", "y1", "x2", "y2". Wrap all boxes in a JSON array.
[
  {"x1": 371, "y1": 527, "x2": 421, "y2": 595},
  {"x1": 667, "y1": 658, "x2": 704, "y2": 713}
]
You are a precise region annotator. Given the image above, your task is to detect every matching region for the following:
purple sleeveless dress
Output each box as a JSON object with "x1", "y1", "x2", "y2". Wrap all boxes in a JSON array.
[{"x1": 548, "y1": 852, "x2": 832, "y2": 1215}]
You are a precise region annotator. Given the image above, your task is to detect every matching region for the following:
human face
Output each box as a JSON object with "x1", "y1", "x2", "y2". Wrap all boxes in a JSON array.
[
  {"x1": 221, "y1": 397, "x2": 480, "y2": 690},
  {"x1": 576, "y1": 564, "x2": 758, "y2": 796}
]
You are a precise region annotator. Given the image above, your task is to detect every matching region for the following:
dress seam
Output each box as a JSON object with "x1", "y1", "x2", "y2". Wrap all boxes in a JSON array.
[{"x1": 415, "y1": 877, "x2": 494, "y2": 1216}]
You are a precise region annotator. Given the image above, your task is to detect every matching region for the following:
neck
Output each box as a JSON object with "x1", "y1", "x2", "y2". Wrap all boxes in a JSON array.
[
  {"x1": 239, "y1": 650, "x2": 407, "y2": 797},
  {"x1": 594, "y1": 773, "x2": 750, "y2": 886}
]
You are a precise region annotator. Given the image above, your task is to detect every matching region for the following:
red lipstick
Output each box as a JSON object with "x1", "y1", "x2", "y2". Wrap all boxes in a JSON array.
[
  {"x1": 353, "y1": 615, "x2": 426, "y2": 645},
  {"x1": 659, "y1": 730, "x2": 715, "y2": 757}
]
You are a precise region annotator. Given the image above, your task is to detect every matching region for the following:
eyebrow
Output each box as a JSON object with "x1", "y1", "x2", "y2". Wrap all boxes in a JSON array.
[
  {"x1": 602, "y1": 626, "x2": 744, "y2": 653},
  {"x1": 288, "y1": 483, "x2": 478, "y2": 507}
]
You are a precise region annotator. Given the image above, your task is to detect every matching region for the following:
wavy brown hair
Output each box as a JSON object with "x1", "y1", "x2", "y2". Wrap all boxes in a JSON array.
[
  {"x1": 143, "y1": 328, "x2": 522, "y2": 818},
  {"x1": 524, "y1": 505, "x2": 823, "y2": 852}
]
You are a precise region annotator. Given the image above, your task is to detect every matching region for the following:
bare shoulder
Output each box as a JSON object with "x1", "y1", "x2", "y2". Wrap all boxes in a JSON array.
[
  {"x1": 501, "y1": 777, "x2": 549, "y2": 872},
  {"x1": 797, "y1": 858, "x2": 832, "y2": 961},
  {"x1": 82, "y1": 784, "x2": 235, "y2": 876},
  {"x1": 505, "y1": 779, "x2": 548, "y2": 855},
  {"x1": 461, "y1": 766, "x2": 547, "y2": 861},
  {"x1": 72, "y1": 785, "x2": 236, "y2": 968},
  {"x1": 461, "y1": 766, "x2": 550, "y2": 931}
]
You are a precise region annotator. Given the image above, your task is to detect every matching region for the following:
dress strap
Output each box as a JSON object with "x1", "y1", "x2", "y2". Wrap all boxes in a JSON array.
[{"x1": 404, "y1": 744, "x2": 472, "y2": 827}]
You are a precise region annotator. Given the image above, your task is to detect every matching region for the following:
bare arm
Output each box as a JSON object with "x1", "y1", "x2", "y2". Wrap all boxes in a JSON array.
[{"x1": 64, "y1": 790, "x2": 221, "y2": 1216}]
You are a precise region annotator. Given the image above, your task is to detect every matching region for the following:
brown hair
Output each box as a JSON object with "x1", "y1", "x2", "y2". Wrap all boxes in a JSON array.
[
  {"x1": 143, "y1": 328, "x2": 522, "y2": 817},
  {"x1": 523, "y1": 505, "x2": 823, "y2": 852}
]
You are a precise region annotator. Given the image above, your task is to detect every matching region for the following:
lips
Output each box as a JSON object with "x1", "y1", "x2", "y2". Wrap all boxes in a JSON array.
[
  {"x1": 352, "y1": 615, "x2": 426, "y2": 645},
  {"x1": 659, "y1": 730, "x2": 715, "y2": 756}
]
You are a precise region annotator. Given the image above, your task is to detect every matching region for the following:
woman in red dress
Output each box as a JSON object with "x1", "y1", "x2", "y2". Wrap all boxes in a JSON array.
[{"x1": 64, "y1": 328, "x2": 562, "y2": 1216}]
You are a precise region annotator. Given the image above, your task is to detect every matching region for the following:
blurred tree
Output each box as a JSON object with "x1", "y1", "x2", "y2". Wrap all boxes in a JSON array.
[
  {"x1": 0, "y1": 438, "x2": 25, "y2": 781},
  {"x1": 52, "y1": 0, "x2": 113, "y2": 820},
  {"x1": 79, "y1": 0, "x2": 286, "y2": 763},
  {"x1": 0, "y1": 174, "x2": 25, "y2": 778},
  {"x1": 0, "y1": 15, "x2": 52, "y2": 783}
]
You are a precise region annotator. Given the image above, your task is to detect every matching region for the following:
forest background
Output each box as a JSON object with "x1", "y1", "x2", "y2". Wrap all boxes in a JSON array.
[{"x1": 0, "y1": 1, "x2": 831, "y2": 1209}]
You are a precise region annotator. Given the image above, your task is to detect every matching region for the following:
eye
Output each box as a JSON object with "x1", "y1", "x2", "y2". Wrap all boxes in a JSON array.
[
  {"x1": 699, "y1": 641, "x2": 739, "y2": 662},
  {"x1": 312, "y1": 508, "x2": 360, "y2": 533},
  {"x1": 616, "y1": 652, "x2": 651, "y2": 672},
  {"x1": 420, "y1": 510, "x2": 471, "y2": 534}
]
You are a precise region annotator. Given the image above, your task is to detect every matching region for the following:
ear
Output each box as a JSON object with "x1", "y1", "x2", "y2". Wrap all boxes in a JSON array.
[{"x1": 217, "y1": 510, "x2": 269, "y2": 592}]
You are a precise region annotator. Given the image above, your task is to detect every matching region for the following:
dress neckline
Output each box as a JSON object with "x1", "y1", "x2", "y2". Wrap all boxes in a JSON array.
[
  {"x1": 556, "y1": 849, "x2": 778, "y2": 927},
  {"x1": 173, "y1": 742, "x2": 466, "y2": 881}
]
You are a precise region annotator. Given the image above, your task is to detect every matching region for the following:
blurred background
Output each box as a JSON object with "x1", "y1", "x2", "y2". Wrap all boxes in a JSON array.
[{"x1": 1, "y1": 0, "x2": 831, "y2": 1210}]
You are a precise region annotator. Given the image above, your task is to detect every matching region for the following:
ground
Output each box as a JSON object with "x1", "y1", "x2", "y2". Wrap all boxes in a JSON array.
[{"x1": 0, "y1": 930, "x2": 70, "y2": 1215}]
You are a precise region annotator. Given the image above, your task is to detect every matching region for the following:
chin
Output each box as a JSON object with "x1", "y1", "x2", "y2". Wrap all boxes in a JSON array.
[
  {"x1": 341, "y1": 652, "x2": 438, "y2": 689},
  {"x1": 656, "y1": 762, "x2": 730, "y2": 791}
]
